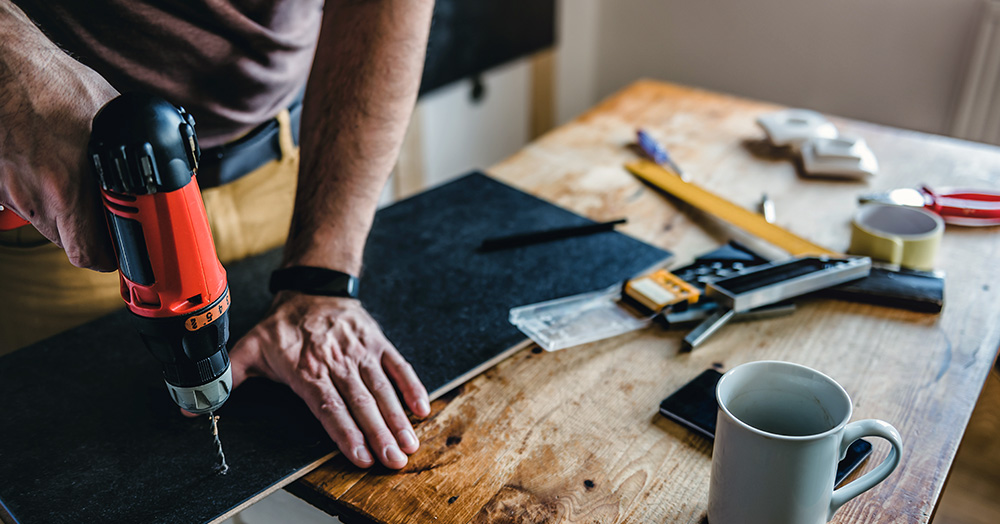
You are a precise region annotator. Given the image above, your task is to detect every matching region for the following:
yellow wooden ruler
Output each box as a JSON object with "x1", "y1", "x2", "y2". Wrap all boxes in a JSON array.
[{"x1": 626, "y1": 159, "x2": 840, "y2": 257}]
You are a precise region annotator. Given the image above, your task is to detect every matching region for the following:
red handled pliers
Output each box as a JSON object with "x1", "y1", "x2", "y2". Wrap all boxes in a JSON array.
[{"x1": 860, "y1": 185, "x2": 1000, "y2": 226}]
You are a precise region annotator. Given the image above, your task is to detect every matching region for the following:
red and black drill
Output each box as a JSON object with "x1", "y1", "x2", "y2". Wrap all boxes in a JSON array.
[
  {"x1": 85, "y1": 93, "x2": 232, "y2": 414},
  {"x1": 1, "y1": 95, "x2": 232, "y2": 413},
  {"x1": 0, "y1": 94, "x2": 232, "y2": 470}
]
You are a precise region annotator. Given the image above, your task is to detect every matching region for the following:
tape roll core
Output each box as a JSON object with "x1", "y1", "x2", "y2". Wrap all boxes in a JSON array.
[
  {"x1": 849, "y1": 204, "x2": 943, "y2": 271},
  {"x1": 856, "y1": 205, "x2": 940, "y2": 236}
]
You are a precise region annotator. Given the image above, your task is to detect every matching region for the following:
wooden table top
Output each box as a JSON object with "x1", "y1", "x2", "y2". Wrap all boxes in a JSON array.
[{"x1": 290, "y1": 80, "x2": 1000, "y2": 523}]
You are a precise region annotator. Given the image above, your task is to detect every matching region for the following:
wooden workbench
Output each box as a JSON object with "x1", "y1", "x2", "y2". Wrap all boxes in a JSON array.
[{"x1": 288, "y1": 80, "x2": 1000, "y2": 523}]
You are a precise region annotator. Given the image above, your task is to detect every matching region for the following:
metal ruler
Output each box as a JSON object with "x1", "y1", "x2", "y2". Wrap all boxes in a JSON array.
[{"x1": 626, "y1": 160, "x2": 839, "y2": 257}]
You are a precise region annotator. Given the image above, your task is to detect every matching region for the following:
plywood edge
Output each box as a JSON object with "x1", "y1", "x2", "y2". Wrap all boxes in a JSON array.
[
  {"x1": 207, "y1": 452, "x2": 337, "y2": 524},
  {"x1": 0, "y1": 498, "x2": 19, "y2": 524}
]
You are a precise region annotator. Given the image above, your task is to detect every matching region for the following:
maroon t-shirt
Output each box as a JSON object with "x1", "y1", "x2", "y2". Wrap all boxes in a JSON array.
[{"x1": 16, "y1": 1, "x2": 322, "y2": 147}]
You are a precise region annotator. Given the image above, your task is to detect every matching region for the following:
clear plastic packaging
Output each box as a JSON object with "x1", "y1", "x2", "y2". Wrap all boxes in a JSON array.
[{"x1": 509, "y1": 284, "x2": 652, "y2": 351}]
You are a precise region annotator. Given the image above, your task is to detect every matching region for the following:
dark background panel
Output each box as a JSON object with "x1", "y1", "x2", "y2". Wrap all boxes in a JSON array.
[{"x1": 419, "y1": 0, "x2": 557, "y2": 96}]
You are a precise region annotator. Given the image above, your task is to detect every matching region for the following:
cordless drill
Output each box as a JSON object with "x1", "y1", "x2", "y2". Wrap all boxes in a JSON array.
[{"x1": 88, "y1": 93, "x2": 232, "y2": 414}]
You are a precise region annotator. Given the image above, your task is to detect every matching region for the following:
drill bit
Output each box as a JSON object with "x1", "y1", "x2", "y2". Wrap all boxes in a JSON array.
[{"x1": 209, "y1": 411, "x2": 229, "y2": 475}]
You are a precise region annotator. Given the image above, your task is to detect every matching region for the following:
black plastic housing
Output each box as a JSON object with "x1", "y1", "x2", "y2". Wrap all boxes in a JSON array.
[
  {"x1": 131, "y1": 290, "x2": 231, "y2": 388},
  {"x1": 88, "y1": 93, "x2": 200, "y2": 195}
]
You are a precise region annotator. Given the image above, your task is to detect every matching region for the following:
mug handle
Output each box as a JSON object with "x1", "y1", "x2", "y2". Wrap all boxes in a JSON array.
[{"x1": 829, "y1": 419, "x2": 903, "y2": 517}]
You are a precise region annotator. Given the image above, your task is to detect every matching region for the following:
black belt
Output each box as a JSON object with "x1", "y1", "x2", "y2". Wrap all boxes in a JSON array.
[{"x1": 197, "y1": 93, "x2": 303, "y2": 188}]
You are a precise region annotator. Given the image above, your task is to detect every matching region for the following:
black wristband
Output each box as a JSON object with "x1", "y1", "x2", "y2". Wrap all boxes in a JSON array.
[{"x1": 269, "y1": 266, "x2": 360, "y2": 298}]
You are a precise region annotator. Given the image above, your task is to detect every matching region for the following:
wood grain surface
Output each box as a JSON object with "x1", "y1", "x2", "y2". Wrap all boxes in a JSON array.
[{"x1": 291, "y1": 80, "x2": 1000, "y2": 523}]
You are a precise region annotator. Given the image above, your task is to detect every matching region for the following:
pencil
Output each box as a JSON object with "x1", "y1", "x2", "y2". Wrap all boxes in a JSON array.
[{"x1": 478, "y1": 218, "x2": 628, "y2": 252}]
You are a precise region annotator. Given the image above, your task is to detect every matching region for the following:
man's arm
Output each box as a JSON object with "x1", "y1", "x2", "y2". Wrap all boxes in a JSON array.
[
  {"x1": 226, "y1": 0, "x2": 436, "y2": 469},
  {"x1": 287, "y1": 0, "x2": 436, "y2": 274},
  {"x1": 0, "y1": 0, "x2": 118, "y2": 269}
]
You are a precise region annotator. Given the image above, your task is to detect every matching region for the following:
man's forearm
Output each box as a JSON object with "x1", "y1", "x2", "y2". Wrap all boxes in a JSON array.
[
  {"x1": 0, "y1": 0, "x2": 108, "y2": 163},
  {"x1": 283, "y1": 0, "x2": 435, "y2": 274},
  {"x1": 0, "y1": 1, "x2": 118, "y2": 269},
  {"x1": 1, "y1": 0, "x2": 66, "y2": 192}
]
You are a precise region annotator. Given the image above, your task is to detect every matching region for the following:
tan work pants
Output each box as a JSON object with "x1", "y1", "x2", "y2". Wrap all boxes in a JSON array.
[{"x1": 0, "y1": 110, "x2": 299, "y2": 355}]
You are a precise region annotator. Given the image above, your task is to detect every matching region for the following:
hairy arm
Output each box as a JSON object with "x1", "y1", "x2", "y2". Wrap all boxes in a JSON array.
[
  {"x1": 0, "y1": 0, "x2": 118, "y2": 269},
  {"x1": 227, "y1": 0, "x2": 436, "y2": 470},
  {"x1": 285, "y1": 0, "x2": 434, "y2": 272}
]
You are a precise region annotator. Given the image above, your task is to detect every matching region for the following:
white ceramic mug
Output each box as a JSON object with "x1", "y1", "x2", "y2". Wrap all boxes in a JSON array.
[{"x1": 708, "y1": 361, "x2": 902, "y2": 524}]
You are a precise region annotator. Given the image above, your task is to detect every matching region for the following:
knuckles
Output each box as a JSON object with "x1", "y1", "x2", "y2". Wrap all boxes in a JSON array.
[
  {"x1": 367, "y1": 377, "x2": 394, "y2": 396},
  {"x1": 346, "y1": 392, "x2": 377, "y2": 410},
  {"x1": 63, "y1": 242, "x2": 100, "y2": 270},
  {"x1": 397, "y1": 360, "x2": 415, "y2": 374},
  {"x1": 64, "y1": 244, "x2": 116, "y2": 271},
  {"x1": 316, "y1": 397, "x2": 347, "y2": 416}
]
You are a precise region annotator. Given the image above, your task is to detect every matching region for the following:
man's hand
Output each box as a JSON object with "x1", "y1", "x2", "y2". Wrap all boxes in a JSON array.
[
  {"x1": 0, "y1": 1, "x2": 118, "y2": 270},
  {"x1": 229, "y1": 0, "x2": 435, "y2": 468},
  {"x1": 227, "y1": 292, "x2": 431, "y2": 469}
]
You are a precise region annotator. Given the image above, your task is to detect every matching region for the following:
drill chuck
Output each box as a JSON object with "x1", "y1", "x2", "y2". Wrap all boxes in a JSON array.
[
  {"x1": 130, "y1": 288, "x2": 233, "y2": 413},
  {"x1": 164, "y1": 368, "x2": 232, "y2": 415},
  {"x1": 89, "y1": 93, "x2": 231, "y2": 413}
]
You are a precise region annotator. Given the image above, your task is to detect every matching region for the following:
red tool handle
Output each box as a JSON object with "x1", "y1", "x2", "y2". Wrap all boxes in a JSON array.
[
  {"x1": 921, "y1": 185, "x2": 1000, "y2": 223},
  {"x1": 0, "y1": 208, "x2": 29, "y2": 230},
  {"x1": 102, "y1": 179, "x2": 227, "y2": 318}
]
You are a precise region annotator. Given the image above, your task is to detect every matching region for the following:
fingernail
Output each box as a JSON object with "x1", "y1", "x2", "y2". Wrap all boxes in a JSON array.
[
  {"x1": 417, "y1": 398, "x2": 431, "y2": 416},
  {"x1": 385, "y1": 445, "x2": 406, "y2": 464},
  {"x1": 397, "y1": 428, "x2": 419, "y2": 450},
  {"x1": 353, "y1": 446, "x2": 373, "y2": 465}
]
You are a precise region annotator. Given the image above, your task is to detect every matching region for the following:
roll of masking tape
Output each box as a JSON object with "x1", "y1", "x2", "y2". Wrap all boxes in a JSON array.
[{"x1": 848, "y1": 203, "x2": 944, "y2": 271}]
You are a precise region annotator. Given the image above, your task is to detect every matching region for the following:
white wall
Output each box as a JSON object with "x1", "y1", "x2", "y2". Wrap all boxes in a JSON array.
[{"x1": 586, "y1": 0, "x2": 982, "y2": 135}]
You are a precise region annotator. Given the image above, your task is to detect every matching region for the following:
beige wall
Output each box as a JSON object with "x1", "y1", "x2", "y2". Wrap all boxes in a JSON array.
[{"x1": 585, "y1": 0, "x2": 982, "y2": 134}]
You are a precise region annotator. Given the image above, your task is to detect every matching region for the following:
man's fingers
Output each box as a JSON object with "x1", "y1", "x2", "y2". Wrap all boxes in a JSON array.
[
  {"x1": 56, "y1": 195, "x2": 117, "y2": 271},
  {"x1": 228, "y1": 330, "x2": 268, "y2": 390},
  {"x1": 359, "y1": 360, "x2": 419, "y2": 455},
  {"x1": 292, "y1": 375, "x2": 375, "y2": 469},
  {"x1": 332, "y1": 368, "x2": 408, "y2": 469},
  {"x1": 383, "y1": 348, "x2": 430, "y2": 418}
]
